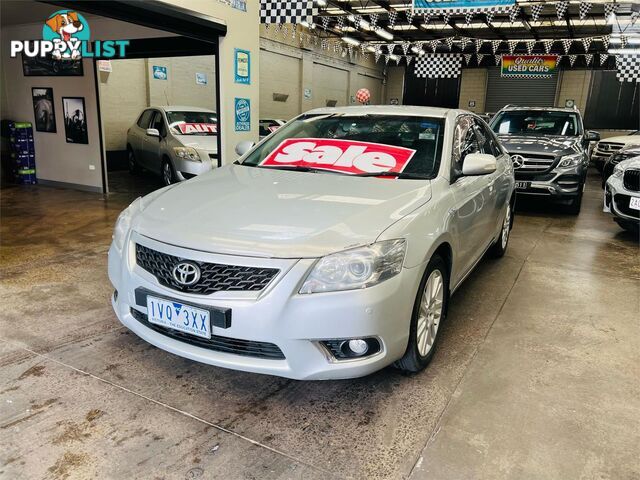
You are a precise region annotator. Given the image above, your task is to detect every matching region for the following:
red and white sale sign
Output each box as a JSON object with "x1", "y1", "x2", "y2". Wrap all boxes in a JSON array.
[
  {"x1": 260, "y1": 138, "x2": 416, "y2": 175},
  {"x1": 177, "y1": 123, "x2": 217, "y2": 134}
]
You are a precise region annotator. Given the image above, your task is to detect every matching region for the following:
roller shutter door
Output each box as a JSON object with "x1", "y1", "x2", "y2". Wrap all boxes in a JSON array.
[
  {"x1": 355, "y1": 73, "x2": 383, "y2": 105},
  {"x1": 312, "y1": 63, "x2": 348, "y2": 108},
  {"x1": 485, "y1": 67, "x2": 558, "y2": 113},
  {"x1": 260, "y1": 50, "x2": 301, "y2": 120}
]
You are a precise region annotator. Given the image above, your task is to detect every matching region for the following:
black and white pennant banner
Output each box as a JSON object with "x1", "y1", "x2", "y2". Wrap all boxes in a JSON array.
[
  {"x1": 414, "y1": 54, "x2": 463, "y2": 79},
  {"x1": 579, "y1": 2, "x2": 592, "y2": 20},
  {"x1": 616, "y1": 54, "x2": 640, "y2": 83},
  {"x1": 531, "y1": 4, "x2": 544, "y2": 22}
]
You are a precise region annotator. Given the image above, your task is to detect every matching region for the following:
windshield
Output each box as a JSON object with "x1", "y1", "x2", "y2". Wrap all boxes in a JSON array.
[
  {"x1": 491, "y1": 110, "x2": 582, "y2": 137},
  {"x1": 240, "y1": 114, "x2": 445, "y2": 178},
  {"x1": 166, "y1": 111, "x2": 217, "y2": 136}
]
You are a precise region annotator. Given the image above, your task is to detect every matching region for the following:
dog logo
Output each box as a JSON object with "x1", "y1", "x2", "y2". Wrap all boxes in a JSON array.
[
  {"x1": 43, "y1": 10, "x2": 90, "y2": 59},
  {"x1": 510, "y1": 154, "x2": 526, "y2": 169}
]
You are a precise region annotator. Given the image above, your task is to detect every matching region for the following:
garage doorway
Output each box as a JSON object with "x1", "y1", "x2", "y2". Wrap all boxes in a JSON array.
[{"x1": 96, "y1": 37, "x2": 219, "y2": 196}]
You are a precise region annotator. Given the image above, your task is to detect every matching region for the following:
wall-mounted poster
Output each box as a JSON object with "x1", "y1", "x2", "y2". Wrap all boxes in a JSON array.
[
  {"x1": 62, "y1": 97, "x2": 88, "y2": 144},
  {"x1": 195, "y1": 72, "x2": 208, "y2": 85},
  {"x1": 31, "y1": 87, "x2": 57, "y2": 133},
  {"x1": 234, "y1": 49, "x2": 250, "y2": 84},
  {"x1": 22, "y1": 49, "x2": 83, "y2": 76},
  {"x1": 234, "y1": 98, "x2": 251, "y2": 131},
  {"x1": 153, "y1": 65, "x2": 168, "y2": 80}
]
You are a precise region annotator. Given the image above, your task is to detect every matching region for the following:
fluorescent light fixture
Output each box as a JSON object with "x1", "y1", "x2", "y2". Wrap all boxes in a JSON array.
[
  {"x1": 611, "y1": 37, "x2": 640, "y2": 45},
  {"x1": 375, "y1": 28, "x2": 394, "y2": 41},
  {"x1": 389, "y1": 54, "x2": 400, "y2": 61},
  {"x1": 316, "y1": 0, "x2": 327, "y2": 6},
  {"x1": 342, "y1": 36, "x2": 361, "y2": 46},
  {"x1": 608, "y1": 48, "x2": 640, "y2": 54},
  {"x1": 411, "y1": 45, "x2": 426, "y2": 56}
]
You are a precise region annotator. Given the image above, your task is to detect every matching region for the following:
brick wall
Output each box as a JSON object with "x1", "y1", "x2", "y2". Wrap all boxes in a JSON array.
[{"x1": 458, "y1": 69, "x2": 487, "y2": 113}]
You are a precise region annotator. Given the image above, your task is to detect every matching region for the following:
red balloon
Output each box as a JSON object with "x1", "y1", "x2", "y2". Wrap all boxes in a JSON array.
[{"x1": 356, "y1": 88, "x2": 371, "y2": 104}]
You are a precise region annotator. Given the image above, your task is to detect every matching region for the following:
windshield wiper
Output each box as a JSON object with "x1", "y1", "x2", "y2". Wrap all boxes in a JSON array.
[{"x1": 352, "y1": 171, "x2": 430, "y2": 179}]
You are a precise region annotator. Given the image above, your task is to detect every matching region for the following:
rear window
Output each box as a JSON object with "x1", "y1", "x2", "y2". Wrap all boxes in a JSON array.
[{"x1": 241, "y1": 114, "x2": 446, "y2": 178}]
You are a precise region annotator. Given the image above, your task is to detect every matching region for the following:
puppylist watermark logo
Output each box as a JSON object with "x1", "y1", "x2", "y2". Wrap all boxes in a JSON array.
[{"x1": 10, "y1": 10, "x2": 129, "y2": 60}]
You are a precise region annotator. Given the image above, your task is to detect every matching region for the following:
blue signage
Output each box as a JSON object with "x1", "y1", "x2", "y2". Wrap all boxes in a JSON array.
[
  {"x1": 234, "y1": 49, "x2": 251, "y2": 84},
  {"x1": 153, "y1": 65, "x2": 167, "y2": 80},
  {"x1": 234, "y1": 98, "x2": 251, "y2": 132},
  {"x1": 413, "y1": 0, "x2": 514, "y2": 9}
]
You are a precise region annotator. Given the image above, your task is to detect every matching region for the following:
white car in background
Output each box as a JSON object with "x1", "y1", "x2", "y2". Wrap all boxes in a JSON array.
[
  {"x1": 109, "y1": 106, "x2": 515, "y2": 380},
  {"x1": 604, "y1": 156, "x2": 640, "y2": 234},
  {"x1": 127, "y1": 106, "x2": 219, "y2": 185},
  {"x1": 591, "y1": 131, "x2": 640, "y2": 172},
  {"x1": 259, "y1": 118, "x2": 286, "y2": 140}
]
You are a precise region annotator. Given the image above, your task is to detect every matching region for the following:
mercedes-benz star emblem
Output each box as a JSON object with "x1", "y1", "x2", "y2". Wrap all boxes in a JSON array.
[
  {"x1": 511, "y1": 154, "x2": 525, "y2": 169},
  {"x1": 172, "y1": 261, "x2": 201, "y2": 286}
]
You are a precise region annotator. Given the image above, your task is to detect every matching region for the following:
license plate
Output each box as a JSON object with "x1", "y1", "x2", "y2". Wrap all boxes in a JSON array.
[
  {"x1": 516, "y1": 181, "x2": 530, "y2": 190},
  {"x1": 630, "y1": 197, "x2": 640, "y2": 211},
  {"x1": 147, "y1": 296, "x2": 211, "y2": 339}
]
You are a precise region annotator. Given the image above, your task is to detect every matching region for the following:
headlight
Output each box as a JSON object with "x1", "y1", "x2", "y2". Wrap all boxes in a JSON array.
[
  {"x1": 173, "y1": 146, "x2": 201, "y2": 162},
  {"x1": 299, "y1": 239, "x2": 406, "y2": 294},
  {"x1": 558, "y1": 153, "x2": 583, "y2": 168},
  {"x1": 112, "y1": 197, "x2": 141, "y2": 250},
  {"x1": 613, "y1": 165, "x2": 624, "y2": 178}
]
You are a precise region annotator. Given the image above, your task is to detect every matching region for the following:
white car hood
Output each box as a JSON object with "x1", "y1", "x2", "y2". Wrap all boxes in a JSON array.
[
  {"x1": 176, "y1": 134, "x2": 218, "y2": 152},
  {"x1": 133, "y1": 164, "x2": 432, "y2": 258},
  {"x1": 600, "y1": 135, "x2": 640, "y2": 146}
]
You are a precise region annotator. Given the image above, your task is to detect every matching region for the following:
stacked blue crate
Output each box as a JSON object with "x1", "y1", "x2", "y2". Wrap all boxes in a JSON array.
[{"x1": 8, "y1": 122, "x2": 37, "y2": 184}]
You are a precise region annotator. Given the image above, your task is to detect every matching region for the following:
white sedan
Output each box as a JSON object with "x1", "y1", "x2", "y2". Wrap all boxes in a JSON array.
[{"x1": 109, "y1": 106, "x2": 515, "y2": 380}]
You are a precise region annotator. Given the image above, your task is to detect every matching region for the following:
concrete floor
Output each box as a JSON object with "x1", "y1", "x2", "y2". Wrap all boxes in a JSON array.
[{"x1": 1, "y1": 171, "x2": 638, "y2": 480}]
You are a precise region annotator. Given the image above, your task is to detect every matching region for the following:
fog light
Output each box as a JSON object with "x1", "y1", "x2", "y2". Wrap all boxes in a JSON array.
[
  {"x1": 347, "y1": 339, "x2": 369, "y2": 356},
  {"x1": 113, "y1": 289, "x2": 118, "y2": 301}
]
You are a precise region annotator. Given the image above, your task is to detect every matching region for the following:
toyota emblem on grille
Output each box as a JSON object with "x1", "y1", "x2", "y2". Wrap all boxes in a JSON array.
[
  {"x1": 511, "y1": 154, "x2": 525, "y2": 169},
  {"x1": 172, "y1": 261, "x2": 201, "y2": 286}
]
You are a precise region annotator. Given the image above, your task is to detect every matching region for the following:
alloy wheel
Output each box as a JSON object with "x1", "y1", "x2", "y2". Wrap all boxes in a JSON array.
[
  {"x1": 416, "y1": 269, "x2": 444, "y2": 357},
  {"x1": 501, "y1": 204, "x2": 511, "y2": 249},
  {"x1": 163, "y1": 162, "x2": 173, "y2": 185}
]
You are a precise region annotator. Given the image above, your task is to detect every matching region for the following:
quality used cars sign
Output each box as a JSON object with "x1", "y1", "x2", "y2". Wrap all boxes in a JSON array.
[{"x1": 260, "y1": 138, "x2": 416, "y2": 175}]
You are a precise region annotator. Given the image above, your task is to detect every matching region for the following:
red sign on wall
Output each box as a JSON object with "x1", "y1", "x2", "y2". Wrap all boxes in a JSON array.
[{"x1": 260, "y1": 138, "x2": 416, "y2": 175}]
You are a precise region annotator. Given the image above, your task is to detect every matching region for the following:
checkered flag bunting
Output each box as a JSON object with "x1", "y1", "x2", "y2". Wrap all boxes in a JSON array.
[
  {"x1": 494, "y1": 54, "x2": 502, "y2": 66},
  {"x1": 423, "y1": 11, "x2": 434, "y2": 24},
  {"x1": 429, "y1": 40, "x2": 440, "y2": 53},
  {"x1": 486, "y1": 11, "x2": 495, "y2": 24},
  {"x1": 556, "y1": 1, "x2": 569, "y2": 19},
  {"x1": 599, "y1": 53, "x2": 609, "y2": 66},
  {"x1": 602, "y1": 35, "x2": 610, "y2": 51},
  {"x1": 369, "y1": 13, "x2": 379, "y2": 29},
  {"x1": 460, "y1": 37, "x2": 471, "y2": 51},
  {"x1": 465, "y1": 13, "x2": 474, "y2": 25},
  {"x1": 402, "y1": 41, "x2": 411, "y2": 55},
  {"x1": 321, "y1": 16, "x2": 330, "y2": 30},
  {"x1": 569, "y1": 55, "x2": 578, "y2": 67},
  {"x1": 604, "y1": 3, "x2": 618, "y2": 20},
  {"x1": 530, "y1": 4, "x2": 544, "y2": 22},
  {"x1": 562, "y1": 39, "x2": 573, "y2": 54},
  {"x1": 464, "y1": 53, "x2": 473, "y2": 65},
  {"x1": 388, "y1": 9, "x2": 398, "y2": 29},
  {"x1": 491, "y1": 40, "x2": 502, "y2": 54},
  {"x1": 414, "y1": 54, "x2": 463, "y2": 79},
  {"x1": 616, "y1": 54, "x2": 640, "y2": 82},
  {"x1": 620, "y1": 36, "x2": 628, "y2": 49},
  {"x1": 508, "y1": 40, "x2": 518, "y2": 54},
  {"x1": 353, "y1": 14, "x2": 362, "y2": 30},
  {"x1": 579, "y1": 2, "x2": 593, "y2": 20},
  {"x1": 509, "y1": 5, "x2": 520, "y2": 23},
  {"x1": 405, "y1": 55, "x2": 413, "y2": 65},
  {"x1": 475, "y1": 38, "x2": 484, "y2": 52},
  {"x1": 406, "y1": 9, "x2": 415, "y2": 24},
  {"x1": 336, "y1": 15, "x2": 345, "y2": 29},
  {"x1": 526, "y1": 40, "x2": 536, "y2": 55},
  {"x1": 585, "y1": 54, "x2": 594, "y2": 66},
  {"x1": 543, "y1": 40, "x2": 554, "y2": 54},
  {"x1": 442, "y1": 12, "x2": 452, "y2": 24},
  {"x1": 582, "y1": 37, "x2": 593, "y2": 52},
  {"x1": 476, "y1": 53, "x2": 486, "y2": 65},
  {"x1": 260, "y1": 0, "x2": 317, "y2": 24},
  {"x1": 445, "y1": 37, "x2": 455, "y2": 51}
]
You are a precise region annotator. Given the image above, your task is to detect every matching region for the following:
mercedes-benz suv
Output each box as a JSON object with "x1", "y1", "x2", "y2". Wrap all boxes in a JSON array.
[{"x1": 490, "y1": 106, "x2": 600, "y2": 214}]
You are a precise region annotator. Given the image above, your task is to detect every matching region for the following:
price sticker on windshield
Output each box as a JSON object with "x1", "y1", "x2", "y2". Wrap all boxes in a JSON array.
[
  {"x1": 177, "y1": 123, "x2": 217, "y2": 134},
  {"x1": 260, "y1": 138, "x2": 416, "y2": 175}
]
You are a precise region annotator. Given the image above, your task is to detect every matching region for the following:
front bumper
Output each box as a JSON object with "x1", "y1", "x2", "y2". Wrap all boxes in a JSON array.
[
  {"x1": 514, "y1": 164, "x2": 586, "y2": 201},
  {"x1": 604, "y1": 175, "x2": 640, "y2": 224},
  {"x1": 173, "y1": 150, "x2": 217, "y2": 181},
  {"x1": 108, "y1": 232, "x2": 421, "y2": 380}
]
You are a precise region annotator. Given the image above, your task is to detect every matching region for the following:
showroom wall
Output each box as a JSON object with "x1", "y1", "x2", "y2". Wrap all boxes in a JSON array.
[
  {"x1": 98, "y1": 56, "x2": 217, "y2": 151},
  {"x1": 259, "y1": 25, "x2": 386, "y2": 120}
]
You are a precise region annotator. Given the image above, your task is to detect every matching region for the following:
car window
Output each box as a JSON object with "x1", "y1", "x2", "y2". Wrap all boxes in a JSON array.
[
  {"x1": 166, "y1": 111, "x2": 217, "y2": 136},
  {"x1": 241, "y1": 114, "x2": 446, "y2": 178},
  {"x1": 452, "y1": 116, "x2": 480, "y2": 178},
  {"x1": 151, "y1": 112, "x2": 167, "y2": 136},
  {"x1": 136, "y1": 110, "x2": 154, "y2": 128},
  {"x1": 491, "y1": 110, "x2": 582, "y2": 136},
  {"x1": 475, "y1": 120, "x2": 502, "y2": 157}
]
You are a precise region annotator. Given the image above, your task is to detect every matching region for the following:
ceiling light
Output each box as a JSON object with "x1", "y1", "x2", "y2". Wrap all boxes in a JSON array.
[
  {"x1": 316, "y1": 0, "x2": 327, "y2": 6},
  {"x1": 608, "y1": 48, "x2": 640, "y2": 54},
  {"x1": 375, "y1": 28, "x2": 394, "y2": 41},
  {"x1": 342, "y1": 36, "x2": 361, "y2": 46}
]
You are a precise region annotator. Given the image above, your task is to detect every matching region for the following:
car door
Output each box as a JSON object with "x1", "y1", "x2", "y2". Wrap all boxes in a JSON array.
[
  {"x1": 130, "y1": 109, "x2": 153, "y2": 161},
  {"x1": 449, "y1": 116, "x2": 499, "y2": 284},
  {"x1": 141, "y1": 110, "x2": 165, "y2": 172}
]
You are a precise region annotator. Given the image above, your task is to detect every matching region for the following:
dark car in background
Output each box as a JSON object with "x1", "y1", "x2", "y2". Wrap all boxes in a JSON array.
[{"x1": 489, "y1": 106, "x2": 600, "y2": 214}]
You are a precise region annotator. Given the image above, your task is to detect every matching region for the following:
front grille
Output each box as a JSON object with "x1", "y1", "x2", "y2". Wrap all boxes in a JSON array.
[
  {"x1": 136, "y1": 244, "x2": 279, "y2": 295},
  {"x1": 595, "y1": 142, "x2": 624, "y2": 157},
  {"x1": 130, "y1": 308, "x2": 285, "y2": 359},
  {"x1": 510, "y1": 153, "x2": 557, "y2": 174},
  {"x1": 623, "y1": 169, "x2": 640, "y2": 192},
  {"x1": 613, "y1": 194, "x2": 640, "y2": 219}
]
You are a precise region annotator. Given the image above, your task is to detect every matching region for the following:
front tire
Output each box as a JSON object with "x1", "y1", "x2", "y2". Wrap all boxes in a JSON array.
[
  {"x1": 128, "y1": 148, "x2": 140, "y2": 175},
  {"x1": 162, "y1": 159, "x2": 176, "y2": 186},
  {"x1": 395, "y1": 255, "x2": 448, "y2": 374}
]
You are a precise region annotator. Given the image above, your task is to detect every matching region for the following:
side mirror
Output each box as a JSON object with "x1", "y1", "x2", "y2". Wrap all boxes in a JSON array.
[
  {"x1": 235, "y1": 140, "x2": 255, "y2": 157},
  {"x1": 146, "y1": 128, "x2": 160, "y2": 137},
  {"x1": 462, "y1": 153, "x2": 497, "y2": 176},
  {"x1": 586, "y1": 130, "x2": 601, "y2": 142}
]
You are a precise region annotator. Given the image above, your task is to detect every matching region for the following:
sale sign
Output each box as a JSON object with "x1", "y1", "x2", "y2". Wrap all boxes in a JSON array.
[
  {"x1": 501, "y1": 55, "x2": 559, "y2": 78},
  {"x1": 177, "y1": 123, "x2": 217, "y2": 134},
  {"x1": 260, "y1": 138, "x2": 416, "y2": 175}
]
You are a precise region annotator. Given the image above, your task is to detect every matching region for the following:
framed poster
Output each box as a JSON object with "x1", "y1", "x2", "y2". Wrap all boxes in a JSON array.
[
  {"x1": 153, "y1": 65, "x2": 168, "y2": 80},
  {"x1": 234, "y1": 98, "x2": 251, "y2": 131},
  {"x1": 31, "y1": 87, "x2": 57, "y2": 133},
  {"x1": 62, "y1": 97, "x2": 88, "y2": 144},
  {"x1": 501, "y1": 55, "x2": 559, "y2": 78},
  {"x1": 22, "y1": 47, "x2": 83, "y2": 77},
  {"x1": 234, "y1": 49, "x2": 250, "y2": 84}
]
